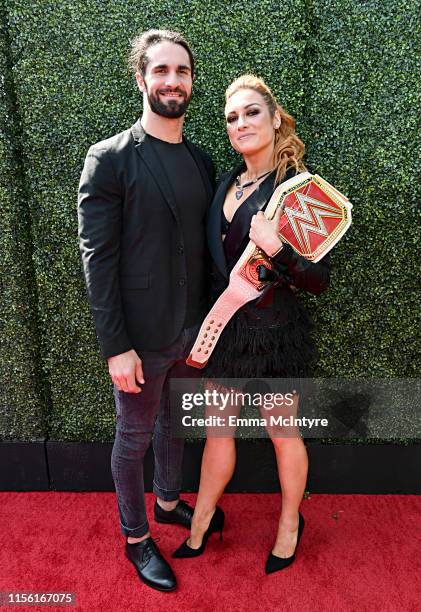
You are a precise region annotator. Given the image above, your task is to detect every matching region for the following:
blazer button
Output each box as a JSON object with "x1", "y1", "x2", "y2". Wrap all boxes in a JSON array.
[
  {"x1": 178, "y1": 246, "x2": 184, "y2": 254},
  {"x1": 179, "y1": 278, "x2": 186, "y2": 286}
]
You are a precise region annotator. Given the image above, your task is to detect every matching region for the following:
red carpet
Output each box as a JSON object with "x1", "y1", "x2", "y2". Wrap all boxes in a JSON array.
[{"x1": 0, "y1": 492, "x2": 419, "y2": 611}]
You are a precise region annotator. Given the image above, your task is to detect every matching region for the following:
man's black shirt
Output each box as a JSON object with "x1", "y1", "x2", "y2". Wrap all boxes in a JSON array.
[{"x1": 149, "y1": 134, "x2": 208, "y2": 328}]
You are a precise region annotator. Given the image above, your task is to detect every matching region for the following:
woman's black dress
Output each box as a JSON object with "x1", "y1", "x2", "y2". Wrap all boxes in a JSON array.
[{"x1": 204, "y1": 164, "x2": 331, "y2": 379}]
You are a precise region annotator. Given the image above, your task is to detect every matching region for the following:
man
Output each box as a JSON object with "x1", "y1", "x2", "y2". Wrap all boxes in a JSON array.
[{"x1": 78, "y1": 29, "x2": 215, "y2": 592}]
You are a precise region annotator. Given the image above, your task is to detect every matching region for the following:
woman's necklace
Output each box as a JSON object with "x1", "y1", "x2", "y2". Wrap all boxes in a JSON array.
[{"x1": 234, "y1": 170, "x2": 272, "y2": 200}]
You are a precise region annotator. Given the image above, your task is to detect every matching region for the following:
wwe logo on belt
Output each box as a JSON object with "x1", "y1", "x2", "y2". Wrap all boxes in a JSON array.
[{"x1": 284, "y1": 193, "x2": 343, "y2": 253}]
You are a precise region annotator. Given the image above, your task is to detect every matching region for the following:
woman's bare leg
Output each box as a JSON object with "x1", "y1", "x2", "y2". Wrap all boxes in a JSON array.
[
  {"x1": 187, "y1": 382, "x2": 240, "y2": 549},
  {"x1": 264, "y1": 393, "x2": 308, "y2": 557},
  {"x1": 270, "y1": 436, "x2": 308, "y2": 556},
  {"x1": 188, "y1": 436, "x2": 236, "y2": 548}
]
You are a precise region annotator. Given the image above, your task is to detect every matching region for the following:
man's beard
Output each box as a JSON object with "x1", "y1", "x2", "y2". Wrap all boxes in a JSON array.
[{"x1": 146, "y1": 86, "x2": 191, "y2": 119}]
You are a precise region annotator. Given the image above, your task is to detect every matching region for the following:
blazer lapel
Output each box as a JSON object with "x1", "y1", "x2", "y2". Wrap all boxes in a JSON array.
[
  {"x1": 223, "y1": 169, "x2": 277, "y2": 269},
  {"x1": 131, "y1": 119, "x2": 179, "y2": 220},
  {"x1": 224, "y1": 166, "x2": 298, "y2": 269},
  {"x1": 206, "y1": 161, "x2": 299, "y2": 279},
  {"x1": 206, "y1": 165, "x2": 240, "y2": 279}
]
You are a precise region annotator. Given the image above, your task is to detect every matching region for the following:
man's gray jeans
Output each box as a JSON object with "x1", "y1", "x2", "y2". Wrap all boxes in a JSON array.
[{"x1": 111, "y1": 324, "x2": 199, "y2": 538}]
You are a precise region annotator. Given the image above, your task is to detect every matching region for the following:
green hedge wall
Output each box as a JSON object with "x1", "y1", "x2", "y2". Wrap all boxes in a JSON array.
[
  {"x1": 0, "y1": 0, "x2": 419, "y2": 441},
  {"x1": 0, "y1": 3, "x2": 49, "y2": 440},
  {"x1": 302, "y1": 0, "x2": 420, "y2": 378}
]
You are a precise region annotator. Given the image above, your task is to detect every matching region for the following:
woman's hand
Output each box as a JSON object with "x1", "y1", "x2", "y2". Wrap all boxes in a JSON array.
[{"x1": 249, "y1": 207, "x2": 284, "y2": 257}]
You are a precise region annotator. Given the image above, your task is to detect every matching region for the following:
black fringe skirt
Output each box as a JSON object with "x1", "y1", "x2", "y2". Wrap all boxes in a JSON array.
[{"x1": 204, "y1": 298, "x2": 317, "y2": 379}]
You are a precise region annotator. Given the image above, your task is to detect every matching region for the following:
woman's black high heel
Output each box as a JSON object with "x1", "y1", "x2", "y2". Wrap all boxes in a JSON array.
[
  {"x1": 172, "y1": 506, "x2": 225, "y2": 558},
  {"x1": 265, "y1": 512, "x2": 305, "y2": 574}
]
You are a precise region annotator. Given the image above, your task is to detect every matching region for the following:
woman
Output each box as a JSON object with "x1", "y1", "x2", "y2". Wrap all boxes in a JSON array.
[{"x1": 173, "y1": 75, "x2": 330, "y2": 573}]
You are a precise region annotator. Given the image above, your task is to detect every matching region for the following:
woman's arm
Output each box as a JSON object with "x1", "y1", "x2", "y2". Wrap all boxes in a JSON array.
[
  {"x1": 249, "y1": 209, "x2": 330, "y2": 295},
  {"x1": 271, "y1": 244, "x2": 330, "y2": 295}
]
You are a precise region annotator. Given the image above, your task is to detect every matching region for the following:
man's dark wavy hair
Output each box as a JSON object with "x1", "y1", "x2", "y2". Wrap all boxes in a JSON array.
[{"x1": 128, "y1": 29, "x2": 194, "y2": 77}]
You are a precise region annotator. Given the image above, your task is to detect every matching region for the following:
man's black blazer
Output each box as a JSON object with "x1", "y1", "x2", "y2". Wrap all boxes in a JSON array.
[{"x1": 78, "y1": 119, "x2": 215, "y2": 359}]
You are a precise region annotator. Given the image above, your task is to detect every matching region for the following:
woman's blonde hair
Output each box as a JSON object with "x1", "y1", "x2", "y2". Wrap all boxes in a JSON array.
[{"x1": 225, "y1": 74, "x2": 306, "y2": 184}]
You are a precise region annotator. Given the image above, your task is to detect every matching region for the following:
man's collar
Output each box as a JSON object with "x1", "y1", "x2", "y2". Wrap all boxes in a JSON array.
[
  {"x1": 131, "y1": 118, "x2": 185, "y2": 145},
  {"x1": 131, "y1": 118, "x2": 147, "y2": 143}
]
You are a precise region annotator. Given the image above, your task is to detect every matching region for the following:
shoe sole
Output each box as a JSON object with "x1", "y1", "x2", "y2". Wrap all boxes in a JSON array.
[{"x1": 125, "y1": 553, "x2": 177, "y2": 592}]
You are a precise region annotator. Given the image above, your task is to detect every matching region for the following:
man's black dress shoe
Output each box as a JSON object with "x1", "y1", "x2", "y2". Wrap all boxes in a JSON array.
[
  {"x1": 125, "y1": 537, "x2": 176, "y2": 592},
  {"x1": 265, "y1": 512, "x2": 305, "y2": 574},
  {"x1": 154, "y1": 499, "x2": 194, "y2": 529}
]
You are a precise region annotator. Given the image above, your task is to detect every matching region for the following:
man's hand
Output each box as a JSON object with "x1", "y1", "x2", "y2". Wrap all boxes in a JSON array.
[
  {"x1": 108, "y1": 349, "x2": 145, "y2": 393},
  {"x1": 249, "y1": 206, "x2": 284, "y2": 257}
]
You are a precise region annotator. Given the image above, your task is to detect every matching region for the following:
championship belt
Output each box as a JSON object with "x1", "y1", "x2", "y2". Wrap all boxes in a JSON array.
[{"x1": 187, "y1": 172, "x2": 352, "y2": 368}]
